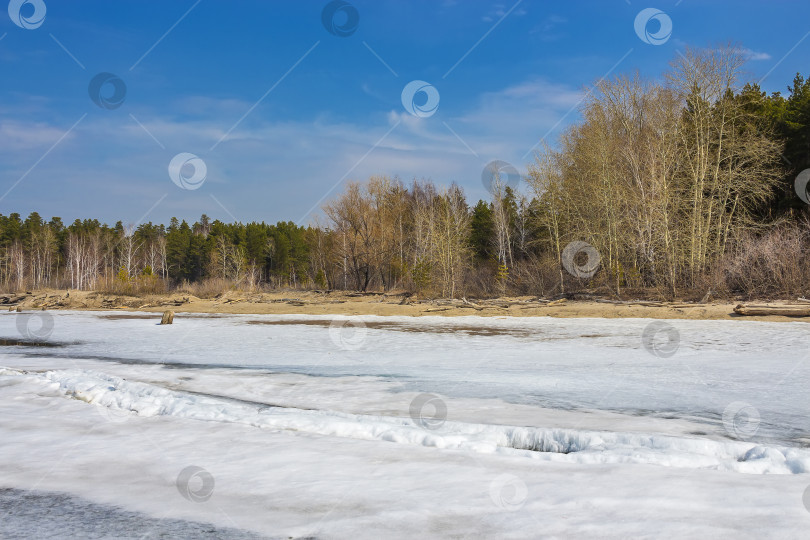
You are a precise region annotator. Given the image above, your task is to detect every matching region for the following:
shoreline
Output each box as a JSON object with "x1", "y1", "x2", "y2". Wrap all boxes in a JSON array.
[{"x1": 3, "y1": 289, "x2": 810, "y2": 323}]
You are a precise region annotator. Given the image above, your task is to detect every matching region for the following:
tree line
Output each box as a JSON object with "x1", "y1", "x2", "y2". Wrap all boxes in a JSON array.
[
  {"x1": 2, "y1": 46, "x2": 809, "y2": 299},
  {"x1": 0, "y1": 213, "x2": 312, "y2": 294}
]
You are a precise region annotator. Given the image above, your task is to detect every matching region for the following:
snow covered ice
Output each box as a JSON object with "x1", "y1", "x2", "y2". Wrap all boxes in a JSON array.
[{"x1": 2, "y1": 310, "x2": 810, "y2": 538}]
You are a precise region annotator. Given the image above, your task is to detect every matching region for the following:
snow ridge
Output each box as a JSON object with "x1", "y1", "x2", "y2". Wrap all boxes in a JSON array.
[{"x1": 9, "y1": 367, "x2": 810, "y2": 475}]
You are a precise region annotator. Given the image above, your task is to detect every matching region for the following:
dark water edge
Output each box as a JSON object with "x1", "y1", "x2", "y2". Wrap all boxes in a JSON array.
[{"x1": 0, "y1": 488, "x2": 273, "y2": 539}]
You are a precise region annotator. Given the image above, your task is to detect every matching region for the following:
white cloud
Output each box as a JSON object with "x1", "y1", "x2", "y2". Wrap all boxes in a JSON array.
[
  {"x1": 0, "y1": 120, "x2": 77, "y2": 151},
  {"x1": 740, "y1": 48, "x2": 771, "y2": 61},
  {"x1": 670, "y1": 41, "x2": 772, "y2": 63},
  {"x1": 482, "y1": 3, "x2": 528, "y2": 22}
]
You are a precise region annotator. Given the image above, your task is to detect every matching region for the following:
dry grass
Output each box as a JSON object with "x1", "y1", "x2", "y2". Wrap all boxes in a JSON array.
[
  {"x1": 721, "y1": 222, "x2": 810, "y2": 299},
  {"x1": 176, "y1": 278, "x2": 242, "y2": 299},
  {"x1": 94, "y1": 274, "x2": 167, "y2": 296}
]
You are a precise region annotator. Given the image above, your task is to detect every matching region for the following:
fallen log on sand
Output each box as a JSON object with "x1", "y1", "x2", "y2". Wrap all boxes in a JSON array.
[
  {"x1": 733, "y1": 304, "x2": 810, "y2": 317},
  {"x1": 160, "y1": 297, "x2": 189, "y2": 306},
  {"x1": 592, "y1": 299, "x2": 665, "y2": 307},
  {"x1": 0, "y1": 293, "x2": 29, "y2": 305}
]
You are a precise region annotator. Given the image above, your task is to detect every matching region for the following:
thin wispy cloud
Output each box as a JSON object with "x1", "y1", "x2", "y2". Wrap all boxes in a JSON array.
[
  {"x1": 741, "y1": 48, "x2": 772, "y2": 61},
  {"x1": 482, "y1": 4, "x2": 528, "y2": 23}
]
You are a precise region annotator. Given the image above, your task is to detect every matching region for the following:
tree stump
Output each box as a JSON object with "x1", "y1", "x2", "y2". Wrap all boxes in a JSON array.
[{"x1": 160, "y1": 310, "x2": 174, "y2": 325}]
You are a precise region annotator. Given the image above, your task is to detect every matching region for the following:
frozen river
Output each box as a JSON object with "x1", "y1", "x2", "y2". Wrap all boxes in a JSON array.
[{"x1": 1, "y1": 310, "x2": 810, "y2": 538}]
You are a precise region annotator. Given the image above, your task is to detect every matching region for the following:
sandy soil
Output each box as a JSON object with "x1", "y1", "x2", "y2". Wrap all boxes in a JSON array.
[{"x1": 3, "y1": 289, "x2": 810, "y2": 323}]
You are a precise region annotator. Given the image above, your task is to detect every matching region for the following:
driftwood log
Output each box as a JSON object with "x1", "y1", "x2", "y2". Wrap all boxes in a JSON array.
[
  {"x1": 733, "y1": 304, "x2": 810, "y2": 317},
  {"x1": 160, "y1": 297, "x2": 189, "y2": 306},
  {"x1": 0, "y1": 293, "x2": 29, "y2": 305}
]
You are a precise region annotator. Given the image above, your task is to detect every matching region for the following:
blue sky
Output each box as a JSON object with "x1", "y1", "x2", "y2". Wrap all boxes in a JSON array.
[{"x1": 1, "y1": 0, "x2": 809, "y2": 227}]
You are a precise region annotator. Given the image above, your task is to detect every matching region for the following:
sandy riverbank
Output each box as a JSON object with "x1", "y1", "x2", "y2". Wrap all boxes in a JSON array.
[{"x1": 3, "y1": 289, "x2": 810, "y2": 322}]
